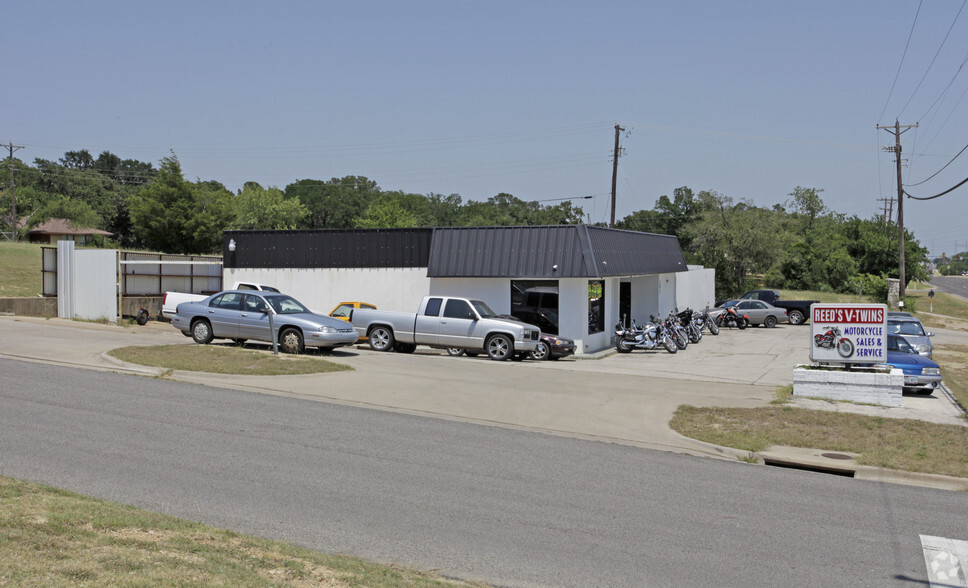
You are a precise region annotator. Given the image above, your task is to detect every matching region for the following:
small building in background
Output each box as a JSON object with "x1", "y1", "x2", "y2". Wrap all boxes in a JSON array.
[{"x1": 21, "y1": 218, "x2": 112, "y2": 246}]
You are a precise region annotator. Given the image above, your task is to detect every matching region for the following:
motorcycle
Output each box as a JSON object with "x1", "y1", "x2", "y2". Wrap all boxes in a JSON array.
[
  {"x1": 814, "y1": 326, "x2": 855, "y2": 358},
  {"x1": 615, "y1": 317, "x2": 677, "y2": 354},
  {"x1": 696, "y1": 306, "x2": 720, "y2": 335},
  {"x1": 716, "y1": 306, "x2": 749, "y2": 329},
  {"x1": 677, "y1": 308, "x2": 702, "y2": 343},
  {"x1": 665, "y1": 311, "x2": 689, "y2": 350}
]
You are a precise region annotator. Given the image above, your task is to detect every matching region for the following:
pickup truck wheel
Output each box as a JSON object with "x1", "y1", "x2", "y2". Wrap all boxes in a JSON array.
[
  {"x1": 279, "y1": 328, "x2": 304, "y2": 354},
  {"x1": 485, "y1": 334, "x2": 513, "y2": 361},
  {"x1": 446, "y1": 347, "x2": 465, "y2": 357},
  {"x1": 764, "y1": 315, "x2": 777, "y2": 328},
  {"x1": 788, "y1": 310, "x2": 805, "y2": 325},
  {"x1": 191, "y1": 320, "x2": 214, "y2": 344},
  {"x1": 368, "y1": 326, "x2": 394, "y2": 352},
  {"x1": 393, "y1": 342, "x2": 417, "y2": 353}
]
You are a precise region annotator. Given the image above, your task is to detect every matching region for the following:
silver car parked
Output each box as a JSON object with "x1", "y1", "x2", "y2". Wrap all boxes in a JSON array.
[
  {"x1": 172, "y1": 290, "x2": 359, "y2": 354},
  {"x1": 719, "y1": 299, "x2": 788, "y2": 327},
  {"x1": 887, "y1": 316, "x2": 934, "y2": 358}
]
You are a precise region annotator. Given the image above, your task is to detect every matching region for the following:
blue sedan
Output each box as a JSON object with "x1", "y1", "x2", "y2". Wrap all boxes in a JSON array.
[
  {"x1": 172, "y1": 290, "x2": 359, "y2": 354},
  {"x1": 876, "y1": 335, "x2": 942, "y2": 394}
]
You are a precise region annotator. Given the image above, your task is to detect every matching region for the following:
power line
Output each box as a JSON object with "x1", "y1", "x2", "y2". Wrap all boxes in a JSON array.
[
  {"x1": 905, "y1": 176, "x2": 968, "y2": 200},
  {"x1": 879, "y1": 0, "x2": 923, "y2": 123},
  {"x1": 898, "y1": 0, "x2": 967, "y2": 118}
]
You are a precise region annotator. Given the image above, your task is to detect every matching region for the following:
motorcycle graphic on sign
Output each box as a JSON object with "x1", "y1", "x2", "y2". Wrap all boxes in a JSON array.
[{"x1": 814, "y1": 326, "x2": 855, "y2": 358}]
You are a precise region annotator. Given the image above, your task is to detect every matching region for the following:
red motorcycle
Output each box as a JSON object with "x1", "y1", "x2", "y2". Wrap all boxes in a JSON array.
[
  {"x1": 814, "y1": 326, "x2": 854, "y2": 358},
  {"x1": 716, "y1": 306, "x2": 749, "y2": 329}
]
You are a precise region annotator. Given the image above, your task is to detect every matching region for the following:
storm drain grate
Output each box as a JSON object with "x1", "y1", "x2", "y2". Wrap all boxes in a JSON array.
[{"x1": 763, "y1": 459, "x2": 856, "y2": 478}]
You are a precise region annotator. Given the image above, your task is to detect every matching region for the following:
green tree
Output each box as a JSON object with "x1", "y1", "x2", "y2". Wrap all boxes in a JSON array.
[
  {"x1": 683, "y1": 195, "x2": 784, "y2": 297},
  {"x1": 232, "y1": 182, "x2": 308, "y2": 230},
  {"x1": 354, "y1": 196, "x2": 419, "y2": 228},
  {"x1": 129, "y1": 155, "x2": 235, "y2": 254},
  {"x1": 286, "y1": 176, "x2": 381, "y2": 229},
  {"x1": 24, "y1": 194, "x2": 102, "y2": 231}
]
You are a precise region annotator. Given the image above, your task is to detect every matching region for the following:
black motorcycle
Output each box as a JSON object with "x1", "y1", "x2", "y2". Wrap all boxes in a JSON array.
[{"x1": 716, "y1": 306, "x2": 749, "y2": 329}]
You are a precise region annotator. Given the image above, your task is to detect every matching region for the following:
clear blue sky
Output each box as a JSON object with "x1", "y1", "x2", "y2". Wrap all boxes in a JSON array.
[{"x1": 6, "y1": 1, "x2": 968, "y2": 258}]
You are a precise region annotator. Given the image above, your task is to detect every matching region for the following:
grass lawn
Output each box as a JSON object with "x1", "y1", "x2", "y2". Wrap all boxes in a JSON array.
[
  {"x1": 0, "y1": 241, "x2": 43, "y2": 297},
  {"x1": 0, "y1": 476, "x2": 475, "y2": 587},
  {"x1": 109, "y1": 344, "x2": 355, "y2": 376}
]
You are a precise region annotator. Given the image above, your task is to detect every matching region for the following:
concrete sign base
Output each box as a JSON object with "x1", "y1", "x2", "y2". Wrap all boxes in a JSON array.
[{"x1": 793, "y1": 366, "x2": 903, "y2": 407}]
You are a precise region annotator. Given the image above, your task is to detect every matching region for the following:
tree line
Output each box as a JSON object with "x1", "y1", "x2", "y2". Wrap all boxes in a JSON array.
[{"x1": 0, "y1": 149, "x2": 930, "y2": 300}]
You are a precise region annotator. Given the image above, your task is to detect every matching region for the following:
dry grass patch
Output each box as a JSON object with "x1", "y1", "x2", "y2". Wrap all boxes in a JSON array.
[
  {"x1": 0, "y1": 242, "x2": 43, "y2": 297},
  {"x1": 933, "y1": 344, "x2": 968, "y2": 414},
  {"x1": 670, "y1": 405, "x2": 968, "y2": 478},
  {"x1": 0, "y1": 476, "x2": 477, "y2": 588},
  {"x1": 109, "y1": 344, "x2": 354, "y2": 376}
]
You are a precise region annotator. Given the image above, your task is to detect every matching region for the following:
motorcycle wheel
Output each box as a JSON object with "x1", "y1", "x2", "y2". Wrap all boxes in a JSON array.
[
  {"x1": 837, "y1": 338, "x2": 855, "y2": 358},
  {"x1": 675, "y1": 332, "x2": 688, "y2": 350},
  {"x1": 708, "y1": 318, "x2": 720, "y2": 335},
  {"x1": 616, "y1": 338, "x2": 633, "y2": 353},
  {"x1": 664, "y1": 337, "x2": 677, "y2": 353},
  {"x1": 738, "y1": 318, "x2": 748, "y2": 330}
]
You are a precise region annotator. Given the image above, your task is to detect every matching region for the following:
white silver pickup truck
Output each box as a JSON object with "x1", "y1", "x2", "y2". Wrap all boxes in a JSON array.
[
  {"x1": 161, "y1": 282, "x2": 278, "y2": 319},
  {"x1": 350, "y1": 295, "x2": 541, "y2": 361}
]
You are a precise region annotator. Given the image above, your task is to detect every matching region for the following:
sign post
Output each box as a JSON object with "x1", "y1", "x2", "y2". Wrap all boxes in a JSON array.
[{"x1": 810, "y1": 303, "x2": 888, "y2": 365}]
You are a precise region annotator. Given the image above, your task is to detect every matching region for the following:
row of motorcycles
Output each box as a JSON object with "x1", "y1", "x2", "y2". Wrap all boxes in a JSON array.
[{"x1": 614, "y1": 307, "x2": 721, "y2": 354}]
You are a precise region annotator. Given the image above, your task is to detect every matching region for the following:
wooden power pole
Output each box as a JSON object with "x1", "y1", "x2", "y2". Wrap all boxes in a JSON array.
[
  {"x1": 610, "y1": 123, "x2": 625, "y2": 228},
  {"x1": 877, "y1": 121, "x2": 917, "y2": 303},
  {"x1": 5, "y1": 142, "x2": 24, "y2": 241}
]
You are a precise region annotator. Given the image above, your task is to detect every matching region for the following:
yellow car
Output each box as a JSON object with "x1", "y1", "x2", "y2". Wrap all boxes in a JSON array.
[{"x1": 329, "y1": 302, "x2": 376, "y2": 340}]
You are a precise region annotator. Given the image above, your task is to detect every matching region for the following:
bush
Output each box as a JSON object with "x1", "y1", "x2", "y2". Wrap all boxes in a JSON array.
[{"x1": 857, "y1": 273, "x2": 889, "y2": 303}]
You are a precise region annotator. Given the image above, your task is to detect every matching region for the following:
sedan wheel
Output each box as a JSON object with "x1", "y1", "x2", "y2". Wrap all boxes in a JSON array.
[
  {"x1": 279, "y1": 327, "x2": 304, "y2": 354},
  {"x1": 531, "y1": 341, "x2": 551, "y2": 360},
  {"x1": 191, "y1": 320, "x2": 213, "y2": 344},
  {"x1": 764, "y1": 315, "x2": 777, "y2": 328}
]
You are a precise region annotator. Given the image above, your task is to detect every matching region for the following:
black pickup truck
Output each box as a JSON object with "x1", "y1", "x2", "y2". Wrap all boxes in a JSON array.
[{"x1": 738, "y1": 290, "x2": 817, "y2": 325}]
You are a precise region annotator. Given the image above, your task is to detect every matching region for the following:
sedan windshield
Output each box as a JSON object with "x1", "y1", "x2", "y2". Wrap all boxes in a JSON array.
[
  {"x1": 889, "y1": 321, "x2": 925, "y2": 336},
  {"x1": 266, "y1": 295, "x2": 311, "y2": 315}
]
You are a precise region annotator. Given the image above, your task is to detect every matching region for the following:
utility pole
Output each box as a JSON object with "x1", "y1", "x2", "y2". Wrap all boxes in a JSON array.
[
  {"x1": 610, "y1": 123, "x2": 625, "y2": 228},
  {"x1": 876, "y1": 197, "x2": 894, "y2": 223},
  {"x1": 5, "y1": 142, "x2": 24, "y2": 241},
  {"x1": 877, "y1": 121, "x2": 917, "y2": 303}
]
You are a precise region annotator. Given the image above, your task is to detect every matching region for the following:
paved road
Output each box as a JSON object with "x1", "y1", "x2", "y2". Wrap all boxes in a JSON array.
[
  {"x1": 2, "y1": 358, "x2": 967, "y2": 587},
  {"x1": 930, "y1": 275, "x2": 968, "y2": 300}
]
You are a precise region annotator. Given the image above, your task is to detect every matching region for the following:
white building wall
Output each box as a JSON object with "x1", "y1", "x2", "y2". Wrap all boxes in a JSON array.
[
  {"x1": 673, "y1": 267, "x2": 717, "y2": 313},
  {"x1": 224, "y1": 267, "x2": 431, "y2": 315},
  {"x1": 57, "y1": 242, "x2": 118, "y2": 322},
  {"x1": 628, "y1": 275, "x2": 660, "y2": 323}
]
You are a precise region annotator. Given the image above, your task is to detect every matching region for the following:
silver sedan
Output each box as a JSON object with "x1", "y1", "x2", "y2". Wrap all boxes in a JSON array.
[
  {"x1": 723, "y1": 299, "x2": 788, "y2": 327},
  {"x1": 172, "y1": 290, "x2": 359, "y2": 353}
]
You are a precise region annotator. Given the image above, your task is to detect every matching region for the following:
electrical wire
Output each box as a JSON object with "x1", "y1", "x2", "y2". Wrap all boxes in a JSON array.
[
  {"x1": 879, "y1": 0, "x2": 923, "y2": 123},
  {"x1": 898, "y1": 0, "x2": 967, "y2": 118},
  {"x1": 907, "y1": 142, "x2": 968, "y2": 186},
  {"x1": 905, "y1": 176, "x2": 968, "y2": 200}
]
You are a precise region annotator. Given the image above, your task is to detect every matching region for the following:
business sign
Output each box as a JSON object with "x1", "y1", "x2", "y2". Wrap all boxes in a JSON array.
[{"x1": 810, "y1": 303, "x2": 888, "y2": 364}]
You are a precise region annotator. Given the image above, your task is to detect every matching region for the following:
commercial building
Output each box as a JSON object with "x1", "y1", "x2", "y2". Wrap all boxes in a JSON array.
[{"x1": 222, "y1": 225, "x2": 715, "y2": 355}]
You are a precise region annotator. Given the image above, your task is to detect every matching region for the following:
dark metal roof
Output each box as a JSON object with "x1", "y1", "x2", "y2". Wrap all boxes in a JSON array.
[
  {"x1": 427, "y1": 225, "x2": 685, "y2": 278},
  {"x1": 223, "y1": 228, "x2": 432, "y2": 269},
  {"x1": 222, "y1": 225, "x2": 685, "y2": 277}
]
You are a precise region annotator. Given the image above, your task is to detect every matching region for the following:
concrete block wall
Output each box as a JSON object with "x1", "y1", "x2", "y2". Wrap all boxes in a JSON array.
[{"x1": 792, "y1": 366, "x2": 903, "y2": 407}]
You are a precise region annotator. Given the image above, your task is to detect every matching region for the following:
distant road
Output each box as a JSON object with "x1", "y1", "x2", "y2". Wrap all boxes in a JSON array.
[{"x1": 929, "y1": 276, "x2": 968, "y2": 300}]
